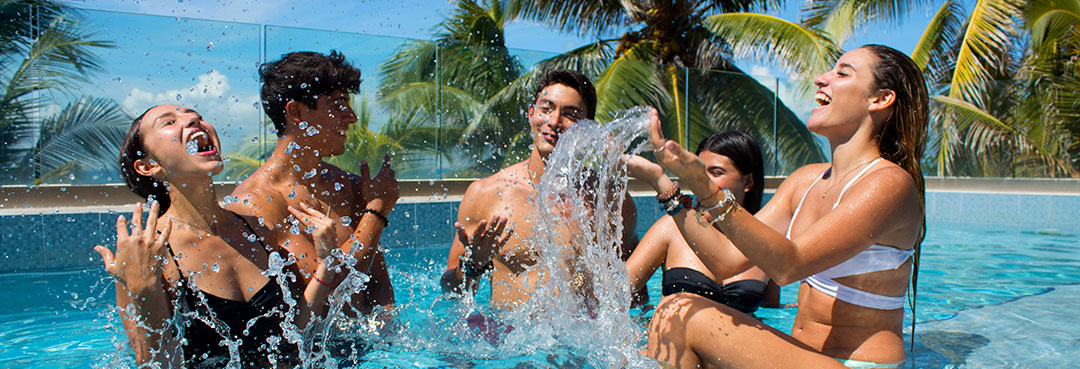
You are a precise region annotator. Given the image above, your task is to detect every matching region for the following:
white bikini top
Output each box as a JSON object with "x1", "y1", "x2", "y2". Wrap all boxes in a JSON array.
[{"x1": 786, "y1": 158, "x2": 915, "y2": 310}]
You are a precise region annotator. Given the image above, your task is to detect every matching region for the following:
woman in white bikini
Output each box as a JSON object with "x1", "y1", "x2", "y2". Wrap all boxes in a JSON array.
[{"x1": 638, "y1": 44, "x2": 928, "y2": 368}]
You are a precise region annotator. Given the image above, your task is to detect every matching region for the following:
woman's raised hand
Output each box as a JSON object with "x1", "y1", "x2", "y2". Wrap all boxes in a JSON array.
[
  {"x1": 287, "y1": 201, "x2": 338, "y2": 260},
  {"x1": 95, "y1": 202, "x2": 173, "y2": 293},
  {"x1": 646, "y1": 107, "x2": 710, "y2": 193}
]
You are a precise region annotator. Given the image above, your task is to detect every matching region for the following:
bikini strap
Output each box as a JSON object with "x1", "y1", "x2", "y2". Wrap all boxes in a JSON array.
[
  {"x1": 161, "y1": 230, "x2": 187, "y2": 280},
  {"x1": 831, "y1": 158, "x2": 885, "y2": 209},
  {"x1": 786, "y1": 168, "x2": 828, "y2": 238}
]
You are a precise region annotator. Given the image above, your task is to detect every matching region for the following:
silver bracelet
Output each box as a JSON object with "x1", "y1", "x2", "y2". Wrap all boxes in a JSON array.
[{"x1": 695, "y1": 188, "x2": 735, "y2": 227}]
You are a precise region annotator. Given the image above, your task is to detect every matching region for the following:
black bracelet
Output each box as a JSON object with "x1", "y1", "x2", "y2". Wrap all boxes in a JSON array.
[
  {"x1": 460, "y1": 254, "x2": 490, "y2": 279},
  {"x1": 359, "y1": 208, "x2": 389, "y2": 226}
]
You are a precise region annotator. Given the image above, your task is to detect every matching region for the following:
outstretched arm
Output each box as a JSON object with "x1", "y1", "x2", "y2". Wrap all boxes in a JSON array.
[
  {"x1": 643, "y1": 108, "x2": 919, "y2": 285},
  {"x1": 441, "y1": 181, "x2": 513, "y2": 294},
  {"x1": 624, "y1": 154, "x2": 754, "y2": 281},
  {"x1": 95, "y1": 202, "x2": 182, "y2": 367}
]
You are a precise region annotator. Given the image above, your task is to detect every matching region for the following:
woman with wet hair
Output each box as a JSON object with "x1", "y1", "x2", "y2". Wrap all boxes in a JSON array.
[
  {"x1": 636, "y1": 44, "x2": 928, "y2": 368},
  {"x1": 97, "y1": 104, "x2": 343, "y2": 367},
  {"x1": 625, "y1": 131, "x2": 779, "y2": 314}
]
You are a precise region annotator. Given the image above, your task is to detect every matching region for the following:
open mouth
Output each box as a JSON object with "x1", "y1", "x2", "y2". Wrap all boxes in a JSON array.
[
  {"x1": 541, "y1": 131, "x2": 559, "y2": 145},
  {"x1": 186, "y1": 130, "x2": 218, "y2": 156},
  {"x1": 814, "y1": 92, "x2": 832, "y2": 107}
]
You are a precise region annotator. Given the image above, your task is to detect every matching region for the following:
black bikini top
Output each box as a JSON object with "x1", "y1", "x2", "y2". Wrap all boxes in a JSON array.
[{"x1": 164, "y1": 213, "x2": 294, "y2": 365}]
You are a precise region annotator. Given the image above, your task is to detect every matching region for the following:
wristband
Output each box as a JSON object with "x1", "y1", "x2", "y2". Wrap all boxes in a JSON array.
[
  {"x1": 315, "y1": 276, "x2": 333, "y2": 288},
  {"x1": 359, "y1": 208, "x2": 389, "y2": 227}
]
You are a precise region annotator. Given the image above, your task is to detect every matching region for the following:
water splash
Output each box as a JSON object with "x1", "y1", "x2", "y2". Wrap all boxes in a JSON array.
[{"x1": 504, "y1": 107, "x2": 655, "y2": 367}]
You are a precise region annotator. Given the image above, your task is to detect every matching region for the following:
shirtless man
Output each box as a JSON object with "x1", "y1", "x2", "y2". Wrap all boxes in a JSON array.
[
  {"x1": 440, "y1": 69, "x2": 639, "y2": 309},
  {"x1": 228, "y1": 51, "x2": 396, "y2": 313}
]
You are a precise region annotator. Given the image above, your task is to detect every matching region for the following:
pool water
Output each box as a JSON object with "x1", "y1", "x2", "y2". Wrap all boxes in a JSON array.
[{"x1": 1, "y1": 221, "x2": 1078, "y2": 368}]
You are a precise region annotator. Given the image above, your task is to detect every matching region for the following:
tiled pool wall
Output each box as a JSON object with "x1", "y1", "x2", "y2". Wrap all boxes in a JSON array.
[{"x1": 1, "y1": 191, "x2": 1078, "y2": 274}]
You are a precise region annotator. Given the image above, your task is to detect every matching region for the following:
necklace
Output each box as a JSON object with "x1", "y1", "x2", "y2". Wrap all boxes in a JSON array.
[{"x1": 820, "y1": 157, "x2": 879, "y2": 198}]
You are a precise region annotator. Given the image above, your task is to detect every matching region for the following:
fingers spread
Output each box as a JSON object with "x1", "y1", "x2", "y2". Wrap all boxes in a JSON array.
[
  {"x1": 131, "y1": 203, "x2": 145, "y2": 236},
  {"x1": 145, "y1": 201, "x2": 161, "y2": 236},
  {"x1": 94, "y1": 245, "x2": 114, "y2": 266},
  {"x1": 154, "y1": 219, "x2": 173, "y2": 254},
  {"x1": 360, "y1": 160, "x2": 370, "y2": 179},
  {"x1": 116, "y1": 215, "x2": 130, "y2": 239}
]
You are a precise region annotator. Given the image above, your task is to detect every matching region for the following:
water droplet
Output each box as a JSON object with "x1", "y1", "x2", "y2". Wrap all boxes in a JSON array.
[
  {"x1": 175, "y1": 93, "x2": 182, "y2": 101},
  {"x1": 185, "y1": 140, "x2": 199, "y2": 154},
  {"x1": 302, "y1": 169, "x2": 317, "y2": 180},
  {"x1": 288, "y1": 189, "x2": 297, "y2": 199},
  {"x1": 298, "y1": 121, "x2": 308, "y2": 130},
  {"x1": 289, "y1": 224, "x2": 300, "y2": 235},
  {"x1": 340, "y1": 216, "x2": 352, "y2": 227},
  {"x1": 246, "y1": 233, "x2": 257, "y2": 242},
  {"x1": 292, "y1": 164, "x2": 301, "y2": 172},
  {"x1": 334, "y1": 182, "x2": 343, "y2": 191},
  {"x1": 205, "y1": 41, "x2": 214, "y2": 51},
  {"x1": 211, "y1": 262, "x2": 220, "y2": 272},
  {"x1": 305, "y1": 126, "x2": 319, "y2": 136}
]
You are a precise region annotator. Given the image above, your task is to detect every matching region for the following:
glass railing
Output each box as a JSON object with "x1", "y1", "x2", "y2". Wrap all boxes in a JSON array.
[{"x1": 1, "y1": 4, "x2": 1073, "y2": 188}]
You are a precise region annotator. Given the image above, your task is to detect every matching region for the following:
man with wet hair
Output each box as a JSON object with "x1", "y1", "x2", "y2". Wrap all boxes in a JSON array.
[
  {"x1": 228, "y1": 50, "x2": 397, "y2": 314},
  {"x1": 440, "y1": 69, "x2": 639, "y2": 308}
]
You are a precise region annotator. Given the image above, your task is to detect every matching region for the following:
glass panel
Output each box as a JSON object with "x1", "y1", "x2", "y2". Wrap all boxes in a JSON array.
[
  {"x1": 29, "y1": 10, "x2": 263, "y2": 185},
  {"x1": 774, "y1": 75, "x2": 828, "y2": 175},
  {"x1": 687, "y1": 68, "x2": 823, "y2": 176},
  {"x1": 0, "y1": 2, "x2": 34, "y2": 185},
  {"x1": 265, "y1": 26, "x2": 439, "y2": 179}
]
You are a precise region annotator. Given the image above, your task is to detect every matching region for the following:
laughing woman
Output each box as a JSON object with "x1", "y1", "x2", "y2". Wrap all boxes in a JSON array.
[
  {"x1": 641, "y1": 45, "x2": 927, "y2": 368},
  {"x1": 96, "y1": 104, "x2": 345, "y2": 367}
]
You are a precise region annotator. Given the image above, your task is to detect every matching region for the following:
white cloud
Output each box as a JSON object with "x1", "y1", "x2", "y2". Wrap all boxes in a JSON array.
[
  {"x1": 121, "y1": 70, "x2": 262, "y2": 149},
  {"x1": 749, "y1": 65, "x2": 773, "y2": 78}
]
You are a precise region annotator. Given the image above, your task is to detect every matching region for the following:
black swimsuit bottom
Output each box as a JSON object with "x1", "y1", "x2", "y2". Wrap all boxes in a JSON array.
[
  {"x1": 661, "y1": 267, "x2": 767, "y2": 314},
  {"x1": 166, "y1": 214, "x2": 297, "y2": 367}
]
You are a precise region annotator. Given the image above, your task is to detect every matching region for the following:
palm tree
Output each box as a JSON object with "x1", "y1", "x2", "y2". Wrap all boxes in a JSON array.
[
  {"x1": 0, "y1": 0, "x2": 118, "y2": 184},
  {"x1": 907, "y1": 0, "x2": 1079, "y2": 177},
  {"x1": 381, "y1": 0, "x2": 832, "y2": 177},
  {"x1": 224, "y1": 93, "x2": 453, "y2": 180},
  {"x1": 32, "y1": 97, "x2": 130, "y2": 183}
]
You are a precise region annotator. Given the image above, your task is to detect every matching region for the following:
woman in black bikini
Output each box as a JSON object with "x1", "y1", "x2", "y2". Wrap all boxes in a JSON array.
[
  {"x1": 625, "y1": 131, "x2": 778, "y2": 314},
  {"x1": 95, "y1": 104, "x2": 343, "y2": 367}
]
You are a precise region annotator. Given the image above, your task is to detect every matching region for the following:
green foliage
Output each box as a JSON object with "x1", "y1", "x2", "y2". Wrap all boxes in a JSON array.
[{"x1": 0, "y1": 1, "x2": 120, "y2": 184}]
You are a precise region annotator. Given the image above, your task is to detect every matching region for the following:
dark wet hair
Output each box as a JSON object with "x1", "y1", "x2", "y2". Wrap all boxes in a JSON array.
[
  {"x1": 694, "y1": 131, "x2": 765, "y2": 214},
  {"x1": 533, "y1": 69, "x2": 597, "y2": 119},
  {"x1": 118, "y1": 106, "x2": 170, "y2": 216},
  {"x1": 259, "y1": 50, "x2": 362, "y2": 136},
  {"x1": 861, "y1": 43, "x2": 929, "y2": 350}
]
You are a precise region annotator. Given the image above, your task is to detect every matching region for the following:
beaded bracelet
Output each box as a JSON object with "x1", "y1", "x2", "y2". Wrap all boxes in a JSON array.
[
  {"x1": 656, "y1": 181, "x2": 681, "y2": 203},
  {"x1": 359, "y1": 208, "x2": 389, "y2": 227}
]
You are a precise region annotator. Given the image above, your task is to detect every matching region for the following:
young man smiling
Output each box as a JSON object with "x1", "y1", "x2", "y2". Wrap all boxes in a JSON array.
[
  {"x1": 440, "y1": 69, "x2": 640, "y2": 309},
  {"x1": 228, "y1": 51, "x2": 396, "y2": 314}
]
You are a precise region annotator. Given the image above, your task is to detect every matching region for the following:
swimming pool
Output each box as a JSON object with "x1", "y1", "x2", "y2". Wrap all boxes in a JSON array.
[{"x1": 1, "y1": 213, "x2": 1078, "y2": 368}]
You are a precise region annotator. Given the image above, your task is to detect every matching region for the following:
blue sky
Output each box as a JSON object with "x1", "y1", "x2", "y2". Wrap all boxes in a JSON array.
[{"x1": 58, "y1": 0, "x2": 943, "y2": 155}]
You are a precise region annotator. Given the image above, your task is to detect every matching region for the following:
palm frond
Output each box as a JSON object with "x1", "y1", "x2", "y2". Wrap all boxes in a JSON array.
[
  {"x1": 801, "y1": 0, "x2": 936, "y2": 44},
  {"x1": 911, "y1": 0, "x2": 966, "y2": 81},
  {"x1": 703, "y1": 13, "x2": 841, "y2": 83},
  {"x1": 513, "y1": 0, "x2": 631, "y2": 36},
  {"x1": 593, "y1": 41, "x2": 670, "y2": 121},
  {"x1": 947, "y1": 0, "x2": 1022, "y2": 108},
  {"x1": 33, "y1": 96, "x2": 130, "y2": 182}
]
